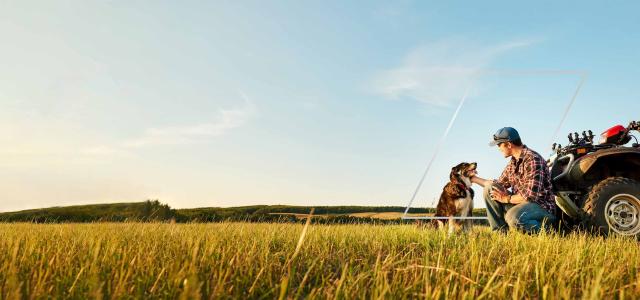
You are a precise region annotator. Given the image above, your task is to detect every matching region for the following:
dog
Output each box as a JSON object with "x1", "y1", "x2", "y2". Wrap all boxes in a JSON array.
[{"x1": 433, "y1": 162, "x2": 477, "y2": 233}]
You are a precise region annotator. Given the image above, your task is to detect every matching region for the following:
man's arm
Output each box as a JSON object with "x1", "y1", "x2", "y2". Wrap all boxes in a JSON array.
[
  {"x1": 470, "y1": 176, "x2": 492, "y2": 187},
  {"x1": 471, "y1": 175, "x2": 526, "y2": 204},
  {"x1": 498, "y1": 193, "x2": 526, "y2": 204},
  {"x1": 472, "y1": 160, "x2": 513, "y2": 189},
  {"x1": 487, "y1": 182, "x2": 527, "y2": 204},
  {"x1": 495, "y1": 154, "x2": 548, "y2": 205}
]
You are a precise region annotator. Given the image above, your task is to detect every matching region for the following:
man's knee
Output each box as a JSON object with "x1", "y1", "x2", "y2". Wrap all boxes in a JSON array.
[
  {"x1": 483, "y1": 182, "x2": 494, "y2": 199},
  {"x1": 505, "y1": 208, "x2": 519, "y2": 228},
  {"x1": 505, "y1": 206, "x2": 549, "y2": 232}
]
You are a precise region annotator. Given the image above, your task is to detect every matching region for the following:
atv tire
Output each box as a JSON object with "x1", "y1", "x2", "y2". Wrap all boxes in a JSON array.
[{"x1": 584, "y1": 177, "x2": 640, "y2": 237}]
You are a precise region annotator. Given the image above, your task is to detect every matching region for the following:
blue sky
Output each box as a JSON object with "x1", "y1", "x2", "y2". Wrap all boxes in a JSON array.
[{"x1": 1, "y1": 1, "x2": 639, "y2": 211}]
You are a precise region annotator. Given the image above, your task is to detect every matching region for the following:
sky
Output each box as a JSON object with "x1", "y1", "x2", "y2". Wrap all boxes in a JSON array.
[{"x1": 1, "y1": 1, "x2": 640, "y2": 212}]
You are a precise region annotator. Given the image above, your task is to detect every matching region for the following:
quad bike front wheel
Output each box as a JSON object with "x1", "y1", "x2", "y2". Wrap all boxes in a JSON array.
[{"x1": 584, "y1": 177, "x2": 640, "y2": 237}]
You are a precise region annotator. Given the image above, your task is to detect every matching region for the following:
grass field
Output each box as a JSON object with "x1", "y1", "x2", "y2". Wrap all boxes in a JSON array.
[
  {"x1": 0, "y1": 222, "x2": 638, "y2": 299},
  {"x1": 268, "y1": 212, "x2": 436, "y2": 220}
]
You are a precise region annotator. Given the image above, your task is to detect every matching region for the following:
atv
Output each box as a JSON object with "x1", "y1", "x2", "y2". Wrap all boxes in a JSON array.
[{"x1": 548, "y1": 121, "x2": 640, "y2": 237}]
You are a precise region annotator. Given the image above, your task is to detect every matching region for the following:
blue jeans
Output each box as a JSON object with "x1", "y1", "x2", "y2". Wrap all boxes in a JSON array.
[{"x1": 483, "y1": 183, "x2": 556, "y2": 234}]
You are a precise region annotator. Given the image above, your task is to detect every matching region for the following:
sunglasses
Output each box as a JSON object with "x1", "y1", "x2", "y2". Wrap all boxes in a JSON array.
[{"x1": 493, "y1": 134, "x2": 509, "y2": 145}]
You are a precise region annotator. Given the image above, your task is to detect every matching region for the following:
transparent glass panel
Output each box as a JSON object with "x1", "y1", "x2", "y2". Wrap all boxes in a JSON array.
[{"x1": 403, "y1": 71, "x2": 586, "y2": 219}]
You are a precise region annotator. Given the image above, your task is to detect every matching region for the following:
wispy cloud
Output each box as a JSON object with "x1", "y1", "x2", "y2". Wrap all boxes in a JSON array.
[
  {"x1": 124, "y1": 104, "x2": 255, "y2": 148},
  {"x1": 371, "y1": 39, "x2": 537, "y2": 107},
  {"x1": 80, "y1": 94, "x2": 257, "y2": 155}
]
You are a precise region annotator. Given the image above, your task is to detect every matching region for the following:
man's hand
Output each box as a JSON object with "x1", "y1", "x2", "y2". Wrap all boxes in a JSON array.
[
  {"x1": 471, "y1": 175, "x2": 492, "y2": 187},
  {"x1": 490, "y1": 185, "x2": 511, "y2": 203}
]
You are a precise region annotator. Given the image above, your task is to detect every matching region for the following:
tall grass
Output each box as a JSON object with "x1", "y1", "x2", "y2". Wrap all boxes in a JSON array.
[{"x1": 0, "y1": 223, "x2": 638, "y2": 299}]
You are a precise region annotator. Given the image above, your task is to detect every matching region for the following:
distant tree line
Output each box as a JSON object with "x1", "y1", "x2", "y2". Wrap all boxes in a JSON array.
[
  {"x1": 0, "y1": 200, "x2": 174, "y2": 223},
  {"x1": 0, "y1": 201, "x2": 487, "y2": 224}
]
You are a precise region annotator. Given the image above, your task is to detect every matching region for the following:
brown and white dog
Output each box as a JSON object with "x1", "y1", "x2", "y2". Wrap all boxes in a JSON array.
[{"x1": 433, "y1": 162, "x2": 477, "y2": 232}]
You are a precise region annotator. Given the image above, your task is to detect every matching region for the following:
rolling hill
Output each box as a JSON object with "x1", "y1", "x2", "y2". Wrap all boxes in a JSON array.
[{"x1": 0, "y1": 201, "x2": 486, "y2": 223}]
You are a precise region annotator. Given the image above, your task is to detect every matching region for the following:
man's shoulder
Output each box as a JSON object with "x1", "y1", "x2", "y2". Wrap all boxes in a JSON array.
[{"x1": 523, "y1": 146, "x2": 546, "y2": 162}]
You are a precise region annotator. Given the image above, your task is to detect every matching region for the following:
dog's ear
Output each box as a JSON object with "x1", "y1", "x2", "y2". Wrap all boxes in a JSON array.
[{"x1": 450, "y1": 165, "x2": 461, "y2": 181}]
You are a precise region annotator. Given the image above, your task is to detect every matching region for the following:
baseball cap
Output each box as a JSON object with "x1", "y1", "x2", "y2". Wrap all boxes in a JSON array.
[{"x1": 489, "y1": 127, "x2": 520, "y2": 146}]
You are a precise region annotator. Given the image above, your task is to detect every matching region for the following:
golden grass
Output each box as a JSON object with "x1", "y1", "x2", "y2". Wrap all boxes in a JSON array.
[
  {"x1": 0, "y1": 223, "x2": 638, "y2": 299},
  {"x1": 348, "y1": 212, "x2": 433, "y2": 219},
  {"x1": 269, "y1": 212, "x2": 432, "y2": 220}
]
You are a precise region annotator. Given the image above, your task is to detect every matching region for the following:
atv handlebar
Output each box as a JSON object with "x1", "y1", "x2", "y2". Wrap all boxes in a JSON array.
[{"x1": 549, "y1": 121, "x2": 640, "y2": 180}]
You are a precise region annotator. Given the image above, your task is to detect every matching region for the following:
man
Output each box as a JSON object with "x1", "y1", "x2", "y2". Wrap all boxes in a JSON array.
[{"x1": 470, "y1": 127, "x2": 557, "y2": 233}]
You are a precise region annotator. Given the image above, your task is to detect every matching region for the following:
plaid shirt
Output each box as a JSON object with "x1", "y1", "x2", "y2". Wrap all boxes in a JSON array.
[{"x1": 496, "y1": 146, "x2": 556, "y2": 212}]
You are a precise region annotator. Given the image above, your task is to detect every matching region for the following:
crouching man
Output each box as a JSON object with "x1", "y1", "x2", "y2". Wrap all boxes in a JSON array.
[{"x1": 471, "y1": 127, "x2": 557, "y2": 234}]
